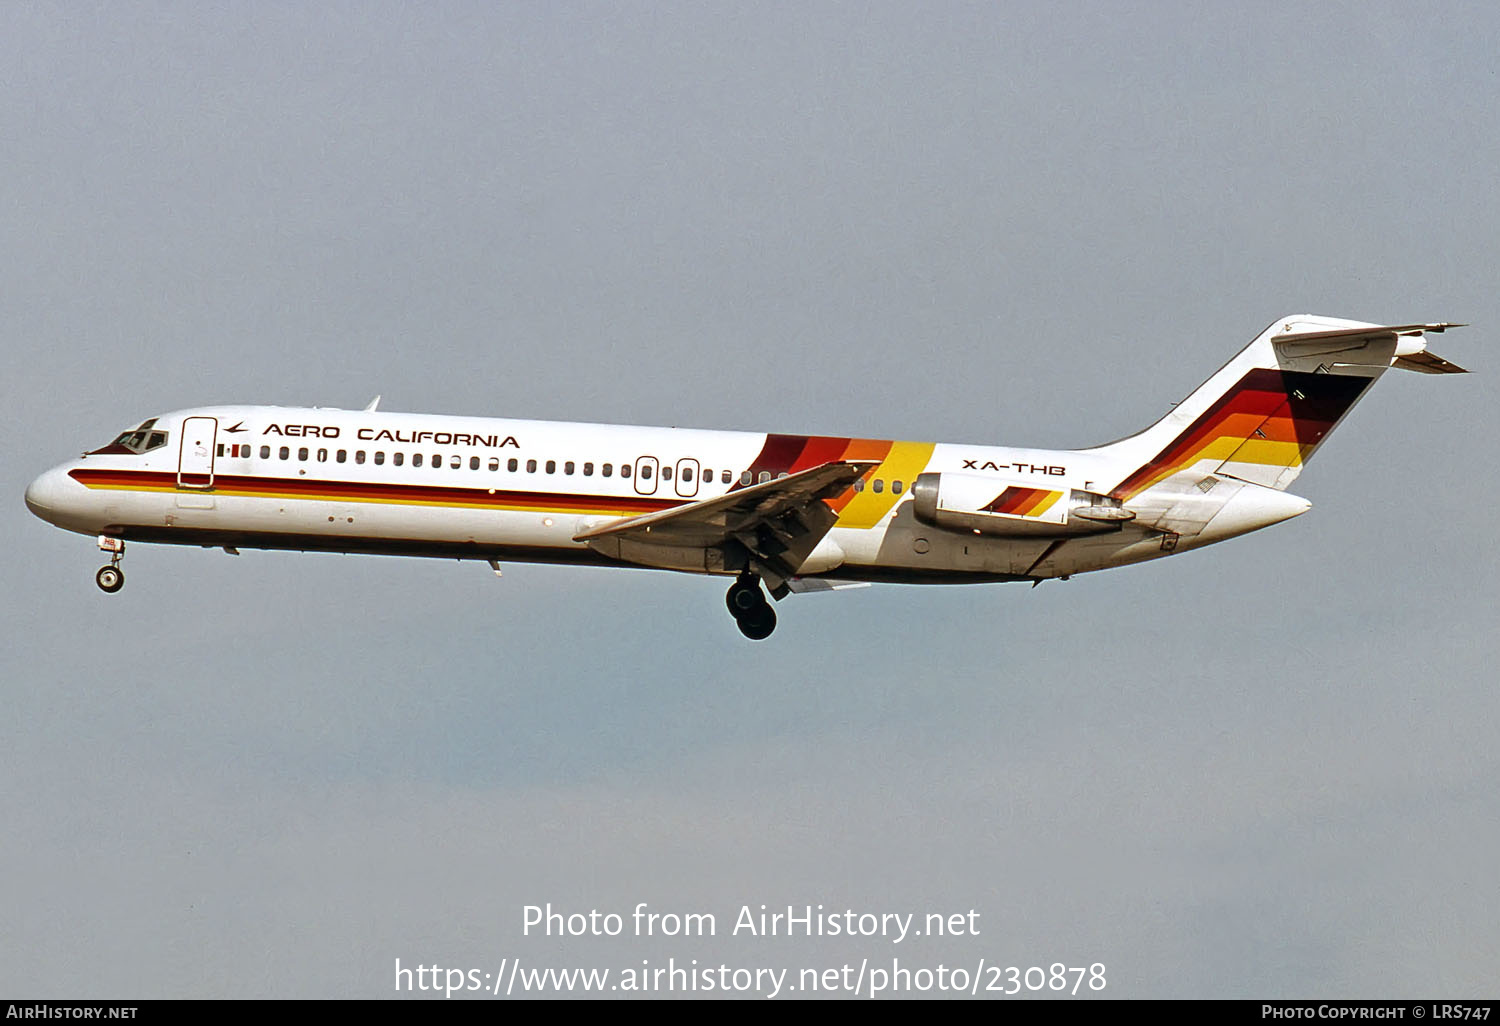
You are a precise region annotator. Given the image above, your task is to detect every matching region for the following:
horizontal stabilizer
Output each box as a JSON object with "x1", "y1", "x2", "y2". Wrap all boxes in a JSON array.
[
  {"x1": 1393, "y1": 351, "x2": 1468, "y2": 374},
  {"x1": 1271, "y1": 321, "x2": 1465, "y2": 347}
]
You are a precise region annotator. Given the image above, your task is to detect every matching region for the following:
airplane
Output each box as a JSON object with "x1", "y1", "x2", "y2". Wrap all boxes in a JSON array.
[{"x1": 25, "y1": 315, "x2": 1466, "y2": 639}]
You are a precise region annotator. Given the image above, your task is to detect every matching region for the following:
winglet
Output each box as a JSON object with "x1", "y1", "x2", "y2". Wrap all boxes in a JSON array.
[{"x1": 364, "y1": 395, "x2": 382, "y2": 412}]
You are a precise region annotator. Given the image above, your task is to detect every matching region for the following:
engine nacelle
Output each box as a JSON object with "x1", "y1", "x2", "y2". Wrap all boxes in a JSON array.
[{"x1": 911, "y1": 472, "x2": 1130, "y2": 537}]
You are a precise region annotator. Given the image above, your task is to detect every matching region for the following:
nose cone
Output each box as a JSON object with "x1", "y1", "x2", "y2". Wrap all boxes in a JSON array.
[{"x1": 25, "y1": 465, "x2": 84, "y2": 529}]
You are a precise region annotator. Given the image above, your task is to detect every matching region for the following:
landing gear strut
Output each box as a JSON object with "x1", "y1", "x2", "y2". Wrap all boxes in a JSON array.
[
  {"x1": 95, "y1": 536, "x2": 125, "y2": 594},
  {"x1": 726, "y1": 574, "x2": 776, "y2": 640}
]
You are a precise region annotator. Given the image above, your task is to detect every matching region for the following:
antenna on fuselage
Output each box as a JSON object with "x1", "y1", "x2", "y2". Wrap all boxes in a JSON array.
[{"x1": 363, "y1": 395, "x2": 382, "y2": 412}]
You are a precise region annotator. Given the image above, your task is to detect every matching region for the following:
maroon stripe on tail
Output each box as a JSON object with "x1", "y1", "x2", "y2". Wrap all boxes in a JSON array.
[{"x1": 1111, "y1": 368, "x2": 1372, "y2": 498}]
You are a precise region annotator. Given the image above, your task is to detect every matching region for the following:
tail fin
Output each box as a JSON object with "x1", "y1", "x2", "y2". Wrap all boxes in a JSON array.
[{"x1": 1092, "y1": 316, "x2": 1466, "y2": 499}]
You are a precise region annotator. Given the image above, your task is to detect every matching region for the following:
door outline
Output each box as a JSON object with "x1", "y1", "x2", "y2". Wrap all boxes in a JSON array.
[
  {"x1": 177, "y1": 416, "x2": 218, "y2": 490},
  {"x1": 674, "y1": 457, "x2": 700, "y2": 499},
  {"x1": 633, "y1": 455, "x2": 659, "y2": 495}
]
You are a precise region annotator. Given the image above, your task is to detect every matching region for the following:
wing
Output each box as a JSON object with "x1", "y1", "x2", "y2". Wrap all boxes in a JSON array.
[{"x1": 574, "y1": 460, "x2": 877, "y2": 597}]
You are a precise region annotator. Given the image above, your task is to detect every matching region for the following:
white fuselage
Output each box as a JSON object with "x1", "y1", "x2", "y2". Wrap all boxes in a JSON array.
[{"x1": 25, "y1": 404, "x2": 1196, "y2": 584}]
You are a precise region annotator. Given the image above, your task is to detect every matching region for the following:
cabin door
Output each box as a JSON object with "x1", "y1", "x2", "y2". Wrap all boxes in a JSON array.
[{"x1": 177, "y1": 416, "x2": 217, "y2": 490}]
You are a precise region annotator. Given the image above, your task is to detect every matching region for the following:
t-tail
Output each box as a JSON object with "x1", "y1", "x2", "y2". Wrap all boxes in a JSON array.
[{"x1": 1085, "y1": 315, "x2": 1466, "y2": 546}]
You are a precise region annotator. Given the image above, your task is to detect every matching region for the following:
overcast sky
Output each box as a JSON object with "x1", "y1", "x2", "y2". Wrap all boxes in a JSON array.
[{"x1": 4, "y1": 1, "x2": 1497, "y2": 999}]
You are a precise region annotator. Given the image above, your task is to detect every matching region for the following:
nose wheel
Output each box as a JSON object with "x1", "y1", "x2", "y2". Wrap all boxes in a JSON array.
[
  {"x1": 95, "y1": 536, "x2": 125, "y2": 593},
  {"x1": 726, "y1": 574, "x2": 777, "y2": 640},
  {"x1": 95, "y1": 565, "x2": 124, "y2": 593}
]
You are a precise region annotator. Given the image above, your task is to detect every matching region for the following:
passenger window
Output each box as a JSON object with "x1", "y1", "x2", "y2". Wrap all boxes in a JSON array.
[
  {"x1": 602, "y1": 463, "x2": 613, "y2": 477},
  {"x1": 375, "y1": 451, "x2": 386, "y2": 465},
  {"x1": 545, "y1": 460, "x2": 556, "y2": 474},
  {"x1": 661, "y1": 466, "x2": 672, "y2": 481},
  {"x1": 487, "y1": 457, "x2": 498, "y2": 471},
  {"x1": 508, "y1": 458, "x2": 519, "y2": 472},
  {"x1": 722, "y1": 470, "x2": 732, "y2": 484},
  {"x1": 564, "y1": 461, "x2": 574, "y2": 475},
  {"x1": 758, "y1": 471, "x2": 771, "y2": 484},
  {"x1": 260, "y1": 445, "x2": 271, "y2": 459},
  {"x1": 682, "y1": 467, "x2": 693, "y2": 482},
  {"x1": 298, "y1": 447, "x2": 309, "y2": 461},
  {"x1": 413, "y1": 454, "x2": 424, "y2": 467},
  {"x1": 355, "y1": 451, "x2": 366, "y2": 465},
  {"x1": 892, "y1": 480, "x2": 903, "y2": 494},
  {"x1": 853, "y1": 479, "x2": 865, "y2": 492},
  {"x1": 393, "y1": 452, "x2": 403, "y2": 466},
  {"x1": 449, "y1": 455, "x2": 461, "y2": 469},
  {"x1": 317, "y1": 448, "x2": 328, "y2": 462},
  {"x1": 640, "y1": 464, "x2": 652, "y2": 480},
  {"x1": 527, "y1": 459, "x2": 537, "y2": 473},
  {"x1": 583, "y1": 462, "x2": 594, "y2": 476},
  {"x1": 872, "y1": 479, "x2": 884, "y2": 493},
  {"x1": 778, "y1": 471, "x2": 788, "y2": 479},
  {"x1": 337, "y1": 450, "x2": 347, "y2": 463},
  {"x1": 621, "y1": 464, "x2": 631, "y2": 479},
  {"x1": 740, "y1": 471, "x2": 752, "y2": 485},
  {"x1": 470, "y1": 456, "x2": 480, "y2": 470}
]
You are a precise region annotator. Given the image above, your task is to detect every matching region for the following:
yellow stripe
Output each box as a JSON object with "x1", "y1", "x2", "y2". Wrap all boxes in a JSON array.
[
  {"x1": 1131, "y1": 435, "x2": 1265, "y2": 493},
  {"x1": 1023, "y1": 490, "x2": 1062, "y2": 517},
  {"x1": 1220, "y1": 438, "x2": 1306, "y2": 468},
  {"x1": 834, "y1": 441, "x2": 936, "y2": 529}
]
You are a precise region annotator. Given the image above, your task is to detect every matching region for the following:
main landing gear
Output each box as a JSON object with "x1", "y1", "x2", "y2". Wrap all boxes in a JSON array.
[
  {"x1": 726, "y1": 574, "x2": 776, "y2": 640},
  {"x1": 95, "y1": 536, "x2": 125, "y2": 594}
]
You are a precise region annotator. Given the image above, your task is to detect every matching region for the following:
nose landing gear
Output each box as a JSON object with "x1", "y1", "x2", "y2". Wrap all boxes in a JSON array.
[
  {"x1": 95, "y1": 536, "x2": 125, "y2": 594},
  {"x1": 726, "y1": 574, "x2": 777, "y2": 640}
]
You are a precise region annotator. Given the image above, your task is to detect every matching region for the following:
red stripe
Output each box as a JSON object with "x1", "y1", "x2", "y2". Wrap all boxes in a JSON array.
[
  {"x1": 985, "y1": 486, "x2": 1048, "y2": 515},
  {"x1": 790, "y1": 436, "x2": 853, "y2": 473},
  {"x1": 1112, "y1": 369, "x2": 1371, "y2": 498},
  {"x1": 69, "y1": 468, "x2": 681, "y2": 514},
  {"x1": 743, "y1": 434, "x2": 811, "y2": 480}
]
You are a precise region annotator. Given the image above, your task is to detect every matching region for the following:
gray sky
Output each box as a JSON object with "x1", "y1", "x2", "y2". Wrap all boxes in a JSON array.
[{"x1": 4, "y1": 1, "x2": 1497, "y2": 999}]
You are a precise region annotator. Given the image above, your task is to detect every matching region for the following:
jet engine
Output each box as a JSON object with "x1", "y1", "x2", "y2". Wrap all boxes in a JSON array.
[{"x1": 910, "y1": 472, "x2": 1133, "y2": 538}]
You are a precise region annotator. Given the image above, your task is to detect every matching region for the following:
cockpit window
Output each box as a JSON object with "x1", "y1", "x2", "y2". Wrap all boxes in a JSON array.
[{"x1": 104, "y1": 427, "x2": 170, "y2": 454}]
